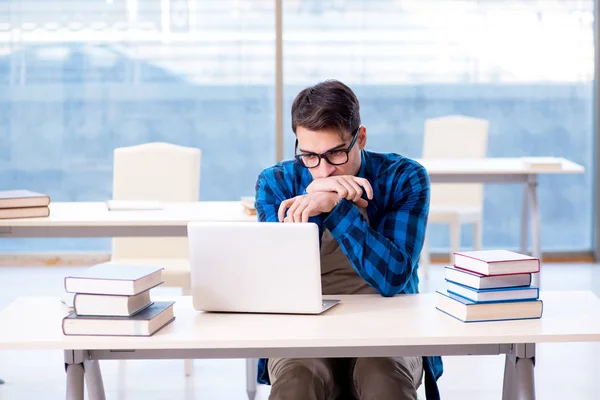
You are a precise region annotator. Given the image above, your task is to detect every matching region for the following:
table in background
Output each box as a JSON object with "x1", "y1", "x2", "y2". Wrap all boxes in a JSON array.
[
  {"x1": 0, "y1": 201, "x2": 256, "y2": 238},
  {"x1": 418, "y1": 157, "x2": 585, "y2": 286}
]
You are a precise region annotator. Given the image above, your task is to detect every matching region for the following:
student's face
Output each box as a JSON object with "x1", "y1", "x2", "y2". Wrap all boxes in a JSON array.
[{"x1": 295, "y1": 126, "x2": 367, "y2": 179}]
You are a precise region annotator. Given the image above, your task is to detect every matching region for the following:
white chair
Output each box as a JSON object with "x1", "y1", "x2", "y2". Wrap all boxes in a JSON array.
[
  {"x1": 111, "y1": 142, "x2": 201, "y2": 376},
  {"x1": 420, "y1": 115, "x2": 489, "y2": 278}
]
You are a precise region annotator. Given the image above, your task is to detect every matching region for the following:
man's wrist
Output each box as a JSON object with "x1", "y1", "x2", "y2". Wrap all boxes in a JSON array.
[
  {"x1": 315, "y1": 192, "x2": 338, "y2": 218},
  {"x1": 324, "y1": 198, "x2": 362, "y2": 237}
]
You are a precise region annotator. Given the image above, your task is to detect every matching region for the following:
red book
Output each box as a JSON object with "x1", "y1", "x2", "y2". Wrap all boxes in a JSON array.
[{"x1": 453, "y1": 250, "x2": 540, "y2": 276}]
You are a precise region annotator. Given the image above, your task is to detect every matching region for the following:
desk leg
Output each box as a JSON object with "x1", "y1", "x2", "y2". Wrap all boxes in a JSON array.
[
  {"x1": 246, "y1": 358, "x2": 258, "y2": 400},
  {"x1": 65, "y1": 350, "x2": 85, "y2": 400},
  {"x1": 502, "y1": 344, "x2": 535, "y2": 400},
  {"x1": 520, "y1": 182, "x2": 530, "y2": 255},
  {"x1": 528, "y1": 177, "x2": 541, "y2": 260},
  {"x1": 528, "y1": 176, "x2": 541, "y2": 288},
  {"x1": 65, "y1": 350, "x2": 105, "y2": 400},
  {"x1": 66, "y1": 363, "x2": 85, "y2": 400},
  {"x1": 522, "y1": 176, "x2": 541, "y2": 288},
  {"x1": 84, "y1": 359, "x2": 106, "y2": 400}
]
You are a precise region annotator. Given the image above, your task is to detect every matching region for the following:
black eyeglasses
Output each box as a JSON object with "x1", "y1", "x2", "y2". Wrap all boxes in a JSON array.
[{"x1": 294, "y1": 128, "x2": 359, "y2": 169}]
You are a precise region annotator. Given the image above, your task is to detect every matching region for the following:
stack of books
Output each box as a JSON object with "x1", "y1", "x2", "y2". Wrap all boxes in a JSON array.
[
  {"x1": 240, "y1": 196, "x2": 256, "y2": 215},
  {"x1": 435, "y1": 250, "x2": 544, "y2": 323},
  {"x1": 61, "y1": 263, "x2": 175, "y2": 336},
  {"x1": 0, "y1": 190, "x2": 50, "y2": 219}
]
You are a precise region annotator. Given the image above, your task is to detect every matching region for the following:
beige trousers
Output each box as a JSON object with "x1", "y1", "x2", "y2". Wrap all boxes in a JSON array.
[{"x1": 267, "y1": 356, "x2": 423, "y2": 400}]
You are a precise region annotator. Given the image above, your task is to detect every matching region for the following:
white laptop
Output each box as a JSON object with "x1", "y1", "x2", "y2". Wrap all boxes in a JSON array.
[{"x1": 187, "y1": 221, "x2": 340, "y2": 314}]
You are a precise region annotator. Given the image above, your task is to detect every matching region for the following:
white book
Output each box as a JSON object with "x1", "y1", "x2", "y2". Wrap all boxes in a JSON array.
[
  {"x1": 106, "y1": 200, "x2": 163, "y2": 211},
  {"x1": 445, "y1": 280, "x2": 539, "y2": 303},
  {"x1": 64, "y1": 263, "x2": 163, "y2": 296},
  {"x1": 444, "y1": 266, "x2": 531, "y2": 290},
  {"x1": 74, "y1": 289, "x2": 153, "y2": 317},
  {"x1": 0, "y1": 206, "x2": 50, "y2": 219},
  {"x1": 453, "y1": 250, "x2": 540, "y2": 276},
  {"x1": 0, "y1": 190, "x2": 50, "y2": 209},
  {"x1": 522, "y1": 157, "x2": 563, "y2": 171},
  {"x1": 62, "y1": 301, "x2": 175, "y2": 336},
  {"x1": 436, "y1": 291, "x2": 543, "y2": 323}
]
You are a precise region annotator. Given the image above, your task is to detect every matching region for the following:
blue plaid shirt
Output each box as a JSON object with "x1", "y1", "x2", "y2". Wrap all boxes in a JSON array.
[{"x1": 254, "y1": 149, "x2": 443, "y2": 399}]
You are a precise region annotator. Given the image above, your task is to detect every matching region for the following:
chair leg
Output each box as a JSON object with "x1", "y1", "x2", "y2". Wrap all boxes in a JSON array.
[
  {"x1": 420, "y1": 233, "x2": 430, "y2": 279},
  {"x1": 182, "y1": 286, "x2": 193, "y2": 377},
  {"x1": 185, "y1": 359, "x2": 193, "y2": 377},
  {"x1": 246, "y1": 358, "x2": 258, "y2": 400},
  {"x1": 473, "y1": 219, "x2": 482, "y2": 251},
  {"x1": 449, "y1": 220, "x2": 461, "y2": 264},
  {"x1": 117, "y1": 359, "x2": 126, "y2": 400}
]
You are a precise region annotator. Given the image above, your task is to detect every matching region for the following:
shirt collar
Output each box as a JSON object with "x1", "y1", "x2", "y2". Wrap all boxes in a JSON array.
[{"x1": 357, "y1": 149, "x2": 368, "y2": 179}]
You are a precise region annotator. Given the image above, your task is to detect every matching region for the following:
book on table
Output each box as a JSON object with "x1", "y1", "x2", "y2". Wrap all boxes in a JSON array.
[
  {"x1": 62, "y1": 262, "x2": 175, "y2": 337},
  {"x1": 0, "y1": 206, "x2": 50, "y2": 219},
  {"x1": 62, "y1": 301, "x2": 175, "y2": 336},
  {"x1": 64, "y1": 263, "x2": 164, "y2": 296},
  {"x1": 444, "y1": 266, "x2": 532, "y2": 290},
  {"x1": 436, "y1": 250, "x2": 542, "y2": 322},
  {"x1": 0, "y1": 189, "x2": 51, "y2": 219},
  {"x1": 445, "y1": 280, "x2": 539, "y2": 303},
  {"x1": 522, "y1": 157, "x2": 563, "y2": 171},
  {"x1": 0, "y1": 189, "x2": 50, "y2": 208},
  {"x1": 435, "y1": 290, "x2": 543, "y2": 323},
  {"x1": 74, "y1": 288, "x2": 153, "y2": 317},
  {"x1": 453, "y1": 249, "x2": 540, "y2": 276},
  {"x1": 240, "y1": 196, "x2": 256, "y2": 215},
  {"x1": 106, "y1": 200, "x2": 163, "y2": 211}
]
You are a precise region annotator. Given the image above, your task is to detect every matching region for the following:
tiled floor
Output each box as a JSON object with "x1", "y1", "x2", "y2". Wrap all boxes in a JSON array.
[{"x1": 1, "y1": 263, "x2": 599, "y2": 399}]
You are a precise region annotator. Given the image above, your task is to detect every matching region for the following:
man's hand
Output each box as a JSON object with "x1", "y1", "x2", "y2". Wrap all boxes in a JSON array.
[
  {"x1": 306, "y1": 176, "x2": 373, "y2": 207},
  {"x1": 278, "y1": 192, "x2": 341, "y2": 223}
]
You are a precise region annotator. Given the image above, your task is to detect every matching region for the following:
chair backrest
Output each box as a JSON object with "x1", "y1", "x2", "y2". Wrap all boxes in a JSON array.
[
  {"x1": 423, "y1": 115, "x2": 489, "y2": 209},
  {"x1": 111, "y1": 142, "x2": 201, "y2": 259}
]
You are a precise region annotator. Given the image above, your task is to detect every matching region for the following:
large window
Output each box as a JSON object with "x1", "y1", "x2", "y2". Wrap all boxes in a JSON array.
[
  {"x1": 283, "y1": 0, "x2": 594, "y2": 252},
  {"x1": 0, "y1": 0, "x2": 595, "y2": 254},
  {"x1": 0, "y1": 0, "x2": 274, "y2": 251}
]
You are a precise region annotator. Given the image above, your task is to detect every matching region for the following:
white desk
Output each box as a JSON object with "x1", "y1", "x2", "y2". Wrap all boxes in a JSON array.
[
  {"x1": 0, "y1": 201, "x2": 256, "y2": 238},
  {"x1": 417, "y1": 157, "x2": 584, "y2": 180},
  {"x1": 417, "y1": 157, "x2": 585, "y2": 286},
  {"x1": 0, "y1": 291, "x2": 599, "y2": 400}
]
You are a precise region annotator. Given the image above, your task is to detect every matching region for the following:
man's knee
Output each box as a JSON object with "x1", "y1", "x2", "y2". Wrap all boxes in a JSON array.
[
  {"x1": 352, "y1": 357, "x2": 422, "y2": 399},
  {"x1": 268, "y1": 358, "x2": 337, "y2": 400}
]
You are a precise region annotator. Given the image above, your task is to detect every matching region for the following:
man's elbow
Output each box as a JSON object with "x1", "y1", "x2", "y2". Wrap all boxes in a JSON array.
[{"x1": 376, "y1": 285, "x2": 401, "y2": 297}]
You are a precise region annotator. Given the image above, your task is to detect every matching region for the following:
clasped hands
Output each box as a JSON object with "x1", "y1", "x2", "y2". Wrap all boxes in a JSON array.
[{"x1": 278, "y1": 176, "x2": 373, "y2": 223}]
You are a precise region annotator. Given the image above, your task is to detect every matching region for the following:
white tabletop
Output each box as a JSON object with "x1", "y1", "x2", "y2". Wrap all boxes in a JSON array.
[
  {"x1": 1, "y1": 291, "x2": 599, "y2": 351},
  {"x1": 416, "y1": 157, "x2": 585, "y2": 175},
  {"x1": 0, "y1": 201, "x2": 256, "y2": 227}
]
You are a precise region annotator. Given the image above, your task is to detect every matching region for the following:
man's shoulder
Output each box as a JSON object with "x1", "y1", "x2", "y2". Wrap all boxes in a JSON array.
[
  {"x1": 258, "y1": 159, "x2": 300, "y2": 180},
  {"x1": 365, "y1": 151, "x2": 429, "y2": 208},
  {"x1": 365, "y1": 150, "x2": 427, "y2": 178},
  {"x1": 256, "y1": 159, "x2": 307, "y2": 198}
]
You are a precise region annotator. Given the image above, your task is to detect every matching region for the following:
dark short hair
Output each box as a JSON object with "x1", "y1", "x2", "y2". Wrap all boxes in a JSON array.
[{"x1": 291, "y1": 79, "x2": 360, "y2": 137}]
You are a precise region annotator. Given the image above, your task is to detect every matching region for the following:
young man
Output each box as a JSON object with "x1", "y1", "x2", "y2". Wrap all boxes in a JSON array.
[{"x1": 254, "y1": 79, "x2": 443, "y2": 400}]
